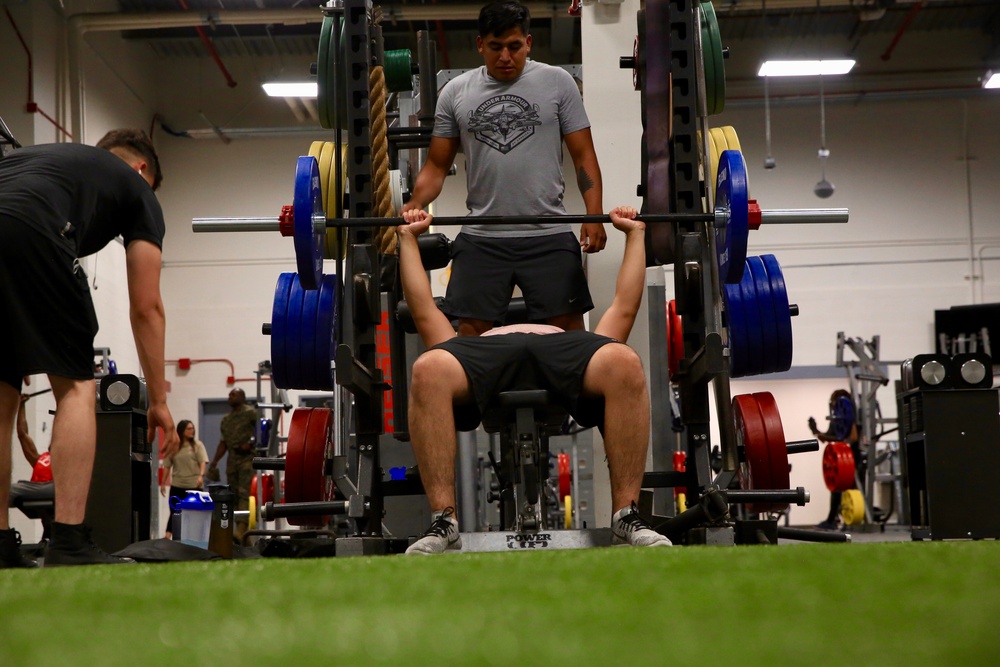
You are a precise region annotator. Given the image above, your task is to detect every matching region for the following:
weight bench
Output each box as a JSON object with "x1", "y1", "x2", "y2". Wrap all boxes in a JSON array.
[
  {"x1": 481, "y1": 389, "x2": 567, "y2": 531},
  {"x1": 8, "y1": 481, "x2": 55, "y2": 541}
]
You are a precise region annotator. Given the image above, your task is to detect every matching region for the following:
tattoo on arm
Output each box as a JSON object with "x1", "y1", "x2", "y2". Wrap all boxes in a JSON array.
[{"x1": 577, "y1": 166, "x2": 594, "y2": 194}]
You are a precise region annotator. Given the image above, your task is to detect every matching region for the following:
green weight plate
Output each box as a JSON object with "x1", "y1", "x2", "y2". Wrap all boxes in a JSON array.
[
  {"x1": 317, "y1": 15, "x2": 347, "y2": 131},
  {"x1": 384, "y1": 49, "x2": 414, "y2": 93},
  {"x1": 700, "y1": 1, "x2": 726, "y2": 116}
]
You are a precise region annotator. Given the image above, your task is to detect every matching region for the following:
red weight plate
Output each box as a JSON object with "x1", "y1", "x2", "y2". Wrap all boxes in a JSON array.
[
  {"x1": 667, "y1": 299, "x2": 683, "y2": 379},
  {"x1": 822, "y1": 442, "x2": 855, "y2": 492},
  {"x1": 251, "y1": 473, "x2": 275, "y2": 505},
  {"x1": 733, "y1": 394, "x2": 771, "y2": 513},
  {"x1": 288, "y1": 408, "x2": 334, "y2": 527},
  {"x1": 284, "y1": 408, "x2": 313, "y2": 505},
  {"x1": 558, "y1": 453, "x2": 571, "y2": 500},
  {"x1": 753, "y1": 392, "x2": 790, "y2": 512}
]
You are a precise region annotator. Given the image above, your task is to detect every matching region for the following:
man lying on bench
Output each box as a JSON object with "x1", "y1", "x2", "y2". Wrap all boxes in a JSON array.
[{"x1": 397, "y1": 205, "x2": 671, "y2": 554}]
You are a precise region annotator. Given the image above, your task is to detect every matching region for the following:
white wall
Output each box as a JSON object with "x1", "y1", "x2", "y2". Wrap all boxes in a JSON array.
[{"x1": 5, "y1": 6, "x2": 999, "y2": 535}]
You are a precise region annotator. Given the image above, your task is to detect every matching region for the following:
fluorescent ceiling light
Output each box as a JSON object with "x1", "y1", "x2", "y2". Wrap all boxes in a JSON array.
[
  {"x1": 758, "y1": 60, "x2": 856, "y2": 77},
  {"x1": 984, "y1": 72, "x2": 1000, "y2": 89},
  {"x1": 262, "y1": 82, "x2": 318, "y2": 98}
]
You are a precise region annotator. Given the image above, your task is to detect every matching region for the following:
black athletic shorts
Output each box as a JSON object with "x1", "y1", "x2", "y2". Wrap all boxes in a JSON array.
[
  {"x1": 0, "y1": 214, "x2": 99, "y2": 390},
  {"x1": 441, "y1": 232, "x2": 594, "y2": 324},
  {"x1": 432, "y1": 330, "x2": 616, "y2": 432}
]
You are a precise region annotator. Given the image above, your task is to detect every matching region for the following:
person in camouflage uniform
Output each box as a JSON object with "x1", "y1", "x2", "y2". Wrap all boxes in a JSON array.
[{"x1": 209, "y1": 388, "x2": 258, "y2": 541}]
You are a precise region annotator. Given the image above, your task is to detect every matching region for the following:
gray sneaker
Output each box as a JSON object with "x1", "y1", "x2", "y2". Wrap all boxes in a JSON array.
[
  {"x1": 405, "y1": 507, "x2": 462, "y2": 555},
  {"x1": 611, "y1": 503, "x2": 672, "y2": 547}
]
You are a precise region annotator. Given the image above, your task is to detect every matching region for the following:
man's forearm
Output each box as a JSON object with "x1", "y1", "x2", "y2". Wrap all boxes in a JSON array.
[{"x1": 130, "y1": 303, "x2": 169, "y2": 406}]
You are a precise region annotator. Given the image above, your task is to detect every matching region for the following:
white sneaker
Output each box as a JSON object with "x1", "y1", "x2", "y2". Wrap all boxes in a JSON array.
[
  {"x1": 611, "y1": 503, "x2": 672, "y2": 547},
  {"x1": 405, "y1": 507, "x2": 462, "y2": 555}
]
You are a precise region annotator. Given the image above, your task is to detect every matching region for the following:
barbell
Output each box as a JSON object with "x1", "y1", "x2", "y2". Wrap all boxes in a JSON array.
[{"x1": 193, "y1": 151, "x2": 848, "y2": 289}]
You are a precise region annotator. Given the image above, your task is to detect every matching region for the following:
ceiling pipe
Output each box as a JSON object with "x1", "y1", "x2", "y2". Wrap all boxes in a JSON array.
[{"x1": 65, "y1": 5, "x2": 573, "y2": 141}]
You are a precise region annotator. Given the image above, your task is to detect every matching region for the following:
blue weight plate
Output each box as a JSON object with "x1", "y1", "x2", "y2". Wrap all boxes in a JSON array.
[
  {"x1": 312, "y1": 273, "x2": 339, "y2": 390},
  {"x1": 831, "y1": 396, "x2": 855, "y2": 441},
  {"x1": 715, "y1": 150, "x2": 749, "y2": 284},
  {"x1": 270, "y1": 272, "x2": 295, "y2": 389},
  {"x1": 746, "y1": 256, "x2": 779, "y2": 375},
  {"x1": 723, "y1": 282, "x2": 749, "y2": 378},
  {"x1": 293, "y1": 156, "x2": 325, "y2": 290},
  {"x1": 760, "y1": 254, "x2": 793, "y2": 372},
  {"x1": 298, "y1": 276, "x2": 320, "y2": 390},
  {"x1": 285, "y1": 274, "x2": 308, "y2": 389},
  {"x1": 737, "y1": 260, "x2": 765, "y2": 376}
]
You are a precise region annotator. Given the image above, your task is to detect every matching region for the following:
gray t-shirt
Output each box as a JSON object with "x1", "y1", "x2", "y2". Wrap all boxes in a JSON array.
[{"x1": 434, "y1": 60, "x2": 591, "y2": 237}]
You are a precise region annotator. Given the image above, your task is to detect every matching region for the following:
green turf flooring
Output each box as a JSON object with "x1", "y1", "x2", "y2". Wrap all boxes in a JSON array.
[{"x1": 1, "y1": 541, "x2": 997, "y2": 666}]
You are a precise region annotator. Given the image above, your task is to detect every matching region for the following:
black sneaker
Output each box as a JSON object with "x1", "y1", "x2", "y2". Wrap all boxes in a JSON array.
[
  {"x1": 43, "y1": 523, "x2": 135, "y2": 567},
  {"x1": 611, "y1": 503, "x2": 672, "y2": 547},
  {"x1": 405, "y1": 507, "x2": 462, "y2": 555},
  {"x1": 0, "y1": 528, "x2": 38, "y2": 569}
]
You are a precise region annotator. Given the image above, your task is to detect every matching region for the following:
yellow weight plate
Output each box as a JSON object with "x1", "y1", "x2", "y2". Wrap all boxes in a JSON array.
[
  {"x1": 722, "y1": 126, "x2": 742, "y2": 153},
  {"x1": 248, "y1": 495, "x2": 257, "y2": 530},
  {"x1": 676, "y1": 492, "x2": 687, "y2": 514},
  {"x1": 709, "y1": 128, "x2": 721, "y2": 190},
  {"x1": 324, "y1": 143, "x2": 347, "y2": 260},
  {"x1": 317, "y1": 141, "x2": 336, "y2": 214},
  {"x1": 308, "y1": 141, "x2": 324, "y2": 160},
  {"x1": 564, "y1": 495, "x2": 573, "y2": 530},
  {"x1": 841, "y1": 488, "x2": 865, "y2": 526}
]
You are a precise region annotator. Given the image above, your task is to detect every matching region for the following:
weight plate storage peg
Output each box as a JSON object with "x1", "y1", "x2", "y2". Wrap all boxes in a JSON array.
[
  {"x1": 292, "y1": 156, "x2": 325, "y2": 290},
  {"x1": 715, "y1": 150, "x2": 749, "y2": 284}
]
